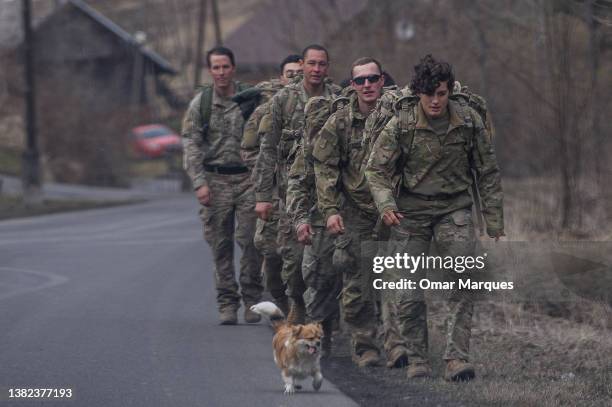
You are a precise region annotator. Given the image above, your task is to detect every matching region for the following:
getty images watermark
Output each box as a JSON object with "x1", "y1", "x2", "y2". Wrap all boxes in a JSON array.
[
  {"x1": 361, "y1": 241, "x2": 612, "y2": 303},
  {"x1": 371, "y1": 252, "x2": 515, "y2": 292}
]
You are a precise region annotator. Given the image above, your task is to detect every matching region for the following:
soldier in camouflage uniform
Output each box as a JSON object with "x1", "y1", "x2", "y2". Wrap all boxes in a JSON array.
[
  {"x1": 365, "y1": 55, "x2": 504, "y2": 380},
  {"x1": 311, "y1": 57, "x2": 387, "y2": 366},
  {"x1": 241, "y1": 55, "x2": 302, "y2": 315},
  {"x1": 241, "y1": 55, "x2": 302, "y2": 168},
  {"x1": 182, "y1": 46, "x2": 263, "y2": 325},
  {"x1": 285, "y1": 101, "x2": 339, "y2": 358},
  {"x1": 254, "y1": 45, "x2": 341, "y2": 324}
]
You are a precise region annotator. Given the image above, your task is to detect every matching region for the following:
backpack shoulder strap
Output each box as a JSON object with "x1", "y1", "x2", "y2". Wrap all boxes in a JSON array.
[
  {"x1": 361, "y1": 89, "x2": 402, "y2": 153},
  {"x1": 395, "y1": 95, "x2": 418, "y2": 154},
  {"x1": 332, "y1": 96, "x2": 350, "y2": 136},
  {"x1": 284, "y1": 87, "x2": 300, "y2": 124},
  {"x1": 198, "y1": 84, "x2": 214, "y2": 130},
  {"x1": 332, "y1": 97, "x2": 351, "y2": 163}
]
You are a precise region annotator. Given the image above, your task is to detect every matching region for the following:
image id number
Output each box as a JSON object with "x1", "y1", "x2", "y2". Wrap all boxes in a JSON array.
[{"x1": 9, "y1": 388, "x2": 72, "y2": 398}]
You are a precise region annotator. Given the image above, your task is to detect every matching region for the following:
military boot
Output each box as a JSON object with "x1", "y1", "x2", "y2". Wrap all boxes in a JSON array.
[
  {"x1": 321, "y1": 318, "x2": 334, "y2": 359},
  {"x1": 352, "y1": 350, "x2": 381, "y2": 368},
  {"x1": 444, "y1": 359, "x2": 475, "y2": 382},
  {"x1": 406, "y1": 360, "x2": 432, "y2": 379},
  {"x1": 386, "y1": 346, "x2": 409, "y2": 368},
  {"x1": 286, "y1": 297, "x2": 306, "y2": 325},
  {"x1": 243, "y1": 306, "x2": 262, "y2": 324},
  {"x1": 219, "y1": 308, "x2": 238, "y2": 325}
]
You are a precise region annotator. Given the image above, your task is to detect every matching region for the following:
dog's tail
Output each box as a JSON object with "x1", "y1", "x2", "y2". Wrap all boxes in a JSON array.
[{"x1": 250, "y1": 301, "x2": 286, "y2": 331}]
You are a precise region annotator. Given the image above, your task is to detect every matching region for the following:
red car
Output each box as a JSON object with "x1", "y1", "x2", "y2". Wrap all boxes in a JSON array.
[{"x1": 130, "y1": 124, "x2": 182, "y2": 159}]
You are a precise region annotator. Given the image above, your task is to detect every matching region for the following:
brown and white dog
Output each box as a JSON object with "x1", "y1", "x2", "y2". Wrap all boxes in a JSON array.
[{"x1": 250, "y1": 301, "x2": 323, "y2": 394}]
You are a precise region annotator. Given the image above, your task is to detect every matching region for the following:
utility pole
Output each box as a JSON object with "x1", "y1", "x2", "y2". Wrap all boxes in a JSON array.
[
  {"x1": 194, "y1": 0, "x2": 208, "y2": 88},
  {"x1": 211, "y1": 0, "x2": 222, "y2": 45},
  {"x1": 21, "y1": 0, "x2": 41, "y2": 203}
]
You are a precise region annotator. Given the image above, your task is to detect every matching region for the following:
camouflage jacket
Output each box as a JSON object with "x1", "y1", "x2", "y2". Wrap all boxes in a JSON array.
[
  {"x1": 181, "y1": 82, "x2": 247, "y2": 190},
  {"x1": 365, "y1": 99, "x2": 504, "y2": 235},
  {"x1": 362, "y1": 86, "x2": 413, "y2": 155},
  {"x1": 254, "y1": 80, "x2": 341, "y2": 204},
  {"x1": 240, "y1": 79, "x2": 285, "y2": 169},
  {"x1": 286, "y1": 144, "x2": 323, "y2": 227},
  {"x1": 312, "y1": 95, "x2": 378, "y2": 220}
]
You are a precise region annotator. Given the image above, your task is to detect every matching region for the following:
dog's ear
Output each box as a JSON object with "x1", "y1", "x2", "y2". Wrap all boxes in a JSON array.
[
  {"x1": 314, "y1": 323, "x2": 323, "y2": 337},
  {"x1": 292, "y1": 325, "x2": 303, "y2": 337}
]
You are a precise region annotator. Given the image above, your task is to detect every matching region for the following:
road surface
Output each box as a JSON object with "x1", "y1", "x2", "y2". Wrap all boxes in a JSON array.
[{"x1": 0, "y1": 195, "x2": 358, "y2": 407}]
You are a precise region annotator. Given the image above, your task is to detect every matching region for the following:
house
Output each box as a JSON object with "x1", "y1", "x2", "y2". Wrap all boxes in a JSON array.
[
  {"x1": 1, "y1": 0, "x2": 179, "y2": 185},
  {"x1": 30, "y1": 0, "x2": 177, "y2": 109}
]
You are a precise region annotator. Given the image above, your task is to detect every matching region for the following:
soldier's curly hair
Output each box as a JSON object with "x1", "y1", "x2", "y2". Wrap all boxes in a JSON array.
[{"x1": 409, "y1": 55, "x2": 455, "y2": 95}]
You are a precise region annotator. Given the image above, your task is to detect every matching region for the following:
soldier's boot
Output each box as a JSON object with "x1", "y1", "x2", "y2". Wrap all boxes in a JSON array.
[
  {"x1": 219, "y1": 307, "x2": 238, "y2": 325},
  {"x1": 444, "y1": 359, "x2": 475, "y2": 382},
  {"x1": 287, "y1": 296, "x2": 306, "y2": 325},
  {"x1": 320, "y1": 318, "x2": 334, "y2": 359},
  {"x1": 243, "y1": 306, "x2": 262, "y2": 324},
  {"x1": 352, "y1": 350, "x2": 381, "y2": 368},
  {"x1": 386, "y1": 346, "x2": 409, "y2": 368},
  {"x1": 406, "y1": 360, "x2": 432, "y2": 379}
]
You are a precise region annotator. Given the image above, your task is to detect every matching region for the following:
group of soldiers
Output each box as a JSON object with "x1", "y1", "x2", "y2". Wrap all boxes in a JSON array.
[{"x1": 181, "y1": 44, "x2": 504, "y2": 382}]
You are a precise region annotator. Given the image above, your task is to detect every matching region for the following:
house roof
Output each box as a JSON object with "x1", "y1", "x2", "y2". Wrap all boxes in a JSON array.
[
  {"x1": 66, "y1": 0, "x2": 176, "y2": 74},
  {"x1": 224, "y1": 0, "x2": 368, "y2": 70},
  {"x1": 2, "y1": 0, "x2": 176, "y2": 74}
]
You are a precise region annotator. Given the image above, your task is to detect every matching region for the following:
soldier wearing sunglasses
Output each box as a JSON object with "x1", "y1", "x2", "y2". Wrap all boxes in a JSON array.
[{"x1": 311, "y1": 57, "x2": 388, "y2": 367}]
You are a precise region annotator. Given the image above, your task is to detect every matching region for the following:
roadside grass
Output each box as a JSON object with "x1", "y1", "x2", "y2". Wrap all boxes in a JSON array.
[
  {"x1": 1, "y1": 147, "x2": 183, "y2": 180},
  {"x1": 325, "y1": 299, "x2": 611, "y2": 406},
  {"x1": 129, "y1": 159, "x2": 170, "y2": 178},
  {"x1": 324, "y1": 178, "x2": 612, "y2": 406},
  {"x1": 0, "y1": 149, "x2": 22, "y2": 176},
  {"x1": 128, "y1": 154, "x2": 183, "y2": 178},
  {"x1": 435, "y1": 300, "x2": 611, "y2": 406},
  {"x1": 0, "y1": 195, "x2": 144, "y2": 221}
]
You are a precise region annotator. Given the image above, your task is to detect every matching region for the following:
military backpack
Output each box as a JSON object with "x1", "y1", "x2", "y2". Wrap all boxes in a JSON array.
[
  {"x1": 363, "y1": 82, "x2": 493, "y2": 234},
  {"x1": 196, "y1": 81, "x2": 252, "y2": 136},
  {"x1": 301, "y1": 92, "x2": 353, "y2": 163}
]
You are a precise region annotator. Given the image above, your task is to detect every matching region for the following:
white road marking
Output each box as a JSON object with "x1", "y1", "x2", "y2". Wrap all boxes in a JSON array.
[{"x1": 0, "y1": 267, "x2": 69, "y2": 301}]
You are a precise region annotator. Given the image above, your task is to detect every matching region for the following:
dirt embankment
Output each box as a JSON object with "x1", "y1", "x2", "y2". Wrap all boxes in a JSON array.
[{"x1": 324, "y1": 299, "x2": 611, "y2": 407}]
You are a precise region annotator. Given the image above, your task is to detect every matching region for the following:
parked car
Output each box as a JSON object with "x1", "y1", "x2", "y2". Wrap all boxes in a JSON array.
[{"x1": 130, "y1": 124, "x2": 182, "y2": 159}]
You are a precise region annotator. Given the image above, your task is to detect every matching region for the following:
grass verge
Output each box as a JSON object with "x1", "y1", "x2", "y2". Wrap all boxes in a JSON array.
[
  {"x1": 0, "y1": 195, "x2": 144, "y2": 221},
  {"x1": 323, "y1": 300, "x2": 611, "y2": 406},
  {"x1": 0, "y1": 149, "x2": 22, "y2": 176}
]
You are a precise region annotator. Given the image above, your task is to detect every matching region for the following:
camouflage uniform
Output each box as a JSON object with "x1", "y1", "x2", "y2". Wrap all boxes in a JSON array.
[
  {"x1": 255, "y1": 80, "x2": 341, "y2": 301},
  {"x1": 365, "y1": 99, "x2": 504, "y2": 362},
  {"x1": 241, "y1": 80, "x2": 286, "y2": 306},
  {"x1": 182, "y1": 82, "x2": 263, "y2": 312},
  {"x1": 286, "y1": 145, "x2": 341, "y2": 324},
  {"x1": 241, "y1": 79, "x2": 284, "y2": 168},
  {"x1": 312, "y1": 95, "x2": 382, "y2": 357}
]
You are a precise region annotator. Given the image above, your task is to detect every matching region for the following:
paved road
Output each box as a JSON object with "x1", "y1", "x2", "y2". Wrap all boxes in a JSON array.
[{"x1": 0, "y1": 196, "x2": 358, "y2": 407}]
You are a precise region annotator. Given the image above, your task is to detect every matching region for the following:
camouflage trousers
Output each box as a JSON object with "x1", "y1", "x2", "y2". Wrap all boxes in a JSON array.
[
  {"x1": 277, "y1": 211, "x2": 306, "y2": 299},
  {"x1": 253, "y1": 204, "x2": 285, "y2": 302},
  {"x1": 335, "y1": 205, "x2": 381, "y2": 356},
  {"x1": 381, "y1": 207, "x2": 475, "y2": 362},
  {"x1": 199, "y1": 172, "x2": 263, "y2": 311},
  {"x1": 302, "y1": 226, "x2": 341, "y2": 323}
]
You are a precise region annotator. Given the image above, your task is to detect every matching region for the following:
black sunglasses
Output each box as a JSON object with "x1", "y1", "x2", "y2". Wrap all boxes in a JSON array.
[{"x1": 352, "y1": 74, "x2": 382, "y2": 86}]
